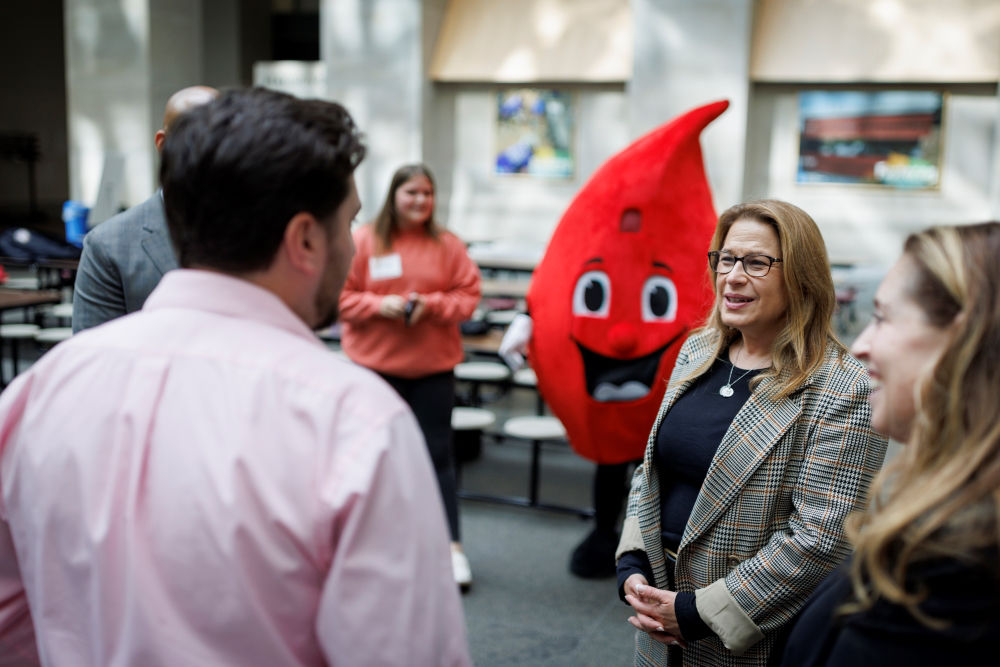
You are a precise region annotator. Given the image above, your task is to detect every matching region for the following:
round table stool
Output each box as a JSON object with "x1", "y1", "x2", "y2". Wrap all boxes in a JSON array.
[
  {"x1": 485, "y1": 309, "x2": 519, "y2": 327},
  {"x1": 452, "y1": 406, "x2": 497, "y2": 431},
  {"x1": 454, "y1": 361, "x2": 510, "y2": 406},
  {"x1": 502, "y1": 415, "x2": 567, "y2": 506},
  {"x1": 455, "y1": 361, "x2": 510, "y2": 382},
  {"x1": 452, "y1": 406, "x2": 496, "y2": 466},
  {"x1": 35, "y1": 327, "x2": 73, "y2": 349},
  {"x1": 512, "y1": 367, "x2": 537, "y2": 386},
  {"x1": 512, "y1": 367, "x2": 548, "y2": 414},
  {"x1": 3, "y1": 277, "x2": 39, "y2": 290},
  {"x1": 503, "y1": 415, "x2": 565, "y2": 440},
  {"x1": 48, "y1": 302, "x2": 74, "y2": 325},
  {"x1": 0, "y1": 323, "x2": 40, "y2": 386}
]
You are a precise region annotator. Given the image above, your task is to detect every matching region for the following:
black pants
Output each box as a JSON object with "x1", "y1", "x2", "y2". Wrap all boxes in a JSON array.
[
  {"x1": 593, "y1": 460, "x2": 640, "y2": 533},
  {"x1": 379, "y1": 371, "x2": 460, "y2": 541}
]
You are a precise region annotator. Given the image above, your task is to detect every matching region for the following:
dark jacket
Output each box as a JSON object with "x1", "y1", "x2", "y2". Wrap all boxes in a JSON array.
[{"x1": 775, "y1": 553, "x2": 1000, "y2": 666}]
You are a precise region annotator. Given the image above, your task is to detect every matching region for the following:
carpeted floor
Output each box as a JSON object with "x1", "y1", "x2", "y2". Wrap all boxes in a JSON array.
[{"x1": 455, "y1": 417, "x2": 635, "y2": 666}]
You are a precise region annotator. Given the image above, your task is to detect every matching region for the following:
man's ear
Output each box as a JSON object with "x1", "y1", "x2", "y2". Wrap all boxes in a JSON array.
[
  {"x1": 282, "y1": 213, "x2": 325, "y2": 277},
  {"x1": 154, "y1": 130, "x2": 167, "y2": 152}
]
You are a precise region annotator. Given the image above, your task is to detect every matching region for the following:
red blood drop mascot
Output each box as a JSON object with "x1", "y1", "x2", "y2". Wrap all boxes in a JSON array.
[{"x1": 525, "y1": 100, "x2": 729, "y2": 575}]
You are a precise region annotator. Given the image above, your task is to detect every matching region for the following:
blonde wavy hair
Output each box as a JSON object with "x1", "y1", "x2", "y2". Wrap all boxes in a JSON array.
[
  {"x1": 685, "y1": 199, "x2": 844, "y2": 398},
  {"x1": 844, "y1": 221, "x2": 1000, "y2": 627}
]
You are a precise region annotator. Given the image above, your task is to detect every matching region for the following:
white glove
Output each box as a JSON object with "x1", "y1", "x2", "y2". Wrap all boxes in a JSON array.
[{"x1": 498, "y1": 313, "x2": 533, "y2": 371}]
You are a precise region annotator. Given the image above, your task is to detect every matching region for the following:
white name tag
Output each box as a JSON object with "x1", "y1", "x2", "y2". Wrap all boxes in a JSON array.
[{"x1": 369, "y1": 253, "x2": 403, "y2": 280}]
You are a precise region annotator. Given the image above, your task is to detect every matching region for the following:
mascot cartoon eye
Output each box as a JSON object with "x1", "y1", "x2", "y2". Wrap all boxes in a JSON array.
[
  {"x1": 573, "y1": 270, "x2": 611, "y2": 317},
  {"x1": 641, "y1": 275, "x2": 677, "y2": 322}
]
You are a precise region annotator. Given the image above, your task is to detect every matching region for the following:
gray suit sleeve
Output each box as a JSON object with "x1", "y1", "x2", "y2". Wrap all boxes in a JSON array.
[{"x1": 72, "y1": 230, "x2": 127, "y2": 333}]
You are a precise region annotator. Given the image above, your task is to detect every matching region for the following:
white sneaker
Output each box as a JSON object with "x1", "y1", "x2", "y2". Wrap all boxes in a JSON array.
[{"x1": 451, "y1": 549, "x2": 472, "y2": 592}]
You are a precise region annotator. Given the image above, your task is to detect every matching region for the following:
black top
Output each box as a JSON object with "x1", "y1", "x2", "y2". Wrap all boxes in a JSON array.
[
  {"x1": 656, "y1": 357, "x2": 758, "y2": 549},
  {"x1": 774, "y1": 552, "x2": 1000, "y2": 667},
  {"x1": 617, "y1": 356, "x2": 760, "y2": 641}
]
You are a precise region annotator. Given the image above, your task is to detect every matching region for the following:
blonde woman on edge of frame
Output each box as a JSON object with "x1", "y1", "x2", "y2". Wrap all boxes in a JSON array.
[{"x1": 776, "y1": 221, "x2": 1000, "y2": 666}]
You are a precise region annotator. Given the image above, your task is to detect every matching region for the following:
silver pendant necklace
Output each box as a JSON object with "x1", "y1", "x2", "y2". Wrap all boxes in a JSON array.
[{"x1": 719, "y1": 346, "x2": 756, "y2": 398}]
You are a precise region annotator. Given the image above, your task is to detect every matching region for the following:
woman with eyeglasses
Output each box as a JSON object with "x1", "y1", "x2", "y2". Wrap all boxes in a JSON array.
[{"x1": 615, "y1": 199, "x2": 887, "y2": 667}]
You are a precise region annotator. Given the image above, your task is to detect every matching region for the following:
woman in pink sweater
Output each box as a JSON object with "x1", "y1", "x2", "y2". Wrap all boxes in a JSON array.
[{"x1": 339, "y1": 164, "x2": 481, "y2": 590}]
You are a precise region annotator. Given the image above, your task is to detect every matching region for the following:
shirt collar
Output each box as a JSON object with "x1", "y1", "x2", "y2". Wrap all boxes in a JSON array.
[{"x1": 144, "y1": 269, "x2": 323, "y2": 347}]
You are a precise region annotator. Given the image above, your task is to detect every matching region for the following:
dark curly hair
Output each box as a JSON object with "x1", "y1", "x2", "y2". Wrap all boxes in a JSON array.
[{"x1": 160, "y1": 87, "x2": 366, "y2": 273}]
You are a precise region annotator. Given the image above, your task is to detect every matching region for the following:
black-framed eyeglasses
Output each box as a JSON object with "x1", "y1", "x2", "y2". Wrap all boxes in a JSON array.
[{"x1": 707, "y1": 251, "x2": 783, "y2": 277}]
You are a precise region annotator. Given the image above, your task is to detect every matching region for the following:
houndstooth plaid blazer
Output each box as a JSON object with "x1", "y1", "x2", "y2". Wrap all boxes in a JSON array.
[{"x1": 617, "y1": 329, "x2": 887, "y2": 667}]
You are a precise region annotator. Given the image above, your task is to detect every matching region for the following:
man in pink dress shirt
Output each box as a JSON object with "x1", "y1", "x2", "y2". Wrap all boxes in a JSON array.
[{"x1": 0, "y1": 88, "x2": 470, "y2": 666}]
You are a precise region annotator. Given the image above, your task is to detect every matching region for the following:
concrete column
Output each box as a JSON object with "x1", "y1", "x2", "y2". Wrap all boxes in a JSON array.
[
  {"x1": 419, "y1": 0, "x2": 454, "y2": 226},
  {"x1": 150, "y1": 0, "x2": 204, "y2": 145},
  {"x1": 320, "y1": 0, "x2": 423, "y2": 221},
  {"x1": 64, "y1": 0, "x2": 202, "y2": 213},
  {"x1": 629, "y1": 0, "x2": 754, "y2": 212},
  {"x1": 201, "y1": 0, "x2": 242, "y2": 89}
]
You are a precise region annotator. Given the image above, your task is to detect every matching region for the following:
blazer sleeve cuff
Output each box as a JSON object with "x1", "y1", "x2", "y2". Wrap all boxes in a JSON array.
[
  {"x1": 694, "y1": 578, "x2": 765, "y2": 656},
  {"x1": 615, "y1": 515, "x2": 644, "y2": 561}
]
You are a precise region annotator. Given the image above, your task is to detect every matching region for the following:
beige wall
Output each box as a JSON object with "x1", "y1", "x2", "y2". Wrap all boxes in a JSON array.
[
  {"x1": 429, "y1": 0, "x2": 754, "y2": 246},
  {"x1": 43, "y1": 0, "x2": 999, "y2": 254},
  {"x1": 438, "y1": 86, "x2": 628, "y2": 244},
  {"x1": 409, "y1": 0, "x2": 1000, "y2": 258},
  {"x1": 429, "y1": 0, "x2": 631, "y2": 83},
  {"x1": 744, "y1": 0, "x2": 1000, "y2": 265},
  {"x1": 743, "y1": 84, "x2": 999, "y2": 265},
  {"x1": 752, "y1": 0, "x2": 1000, "y2": 83}
]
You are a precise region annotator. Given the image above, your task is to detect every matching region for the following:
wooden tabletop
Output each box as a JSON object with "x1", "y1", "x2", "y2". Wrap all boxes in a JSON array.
[
  {"x1": 481, "y1": 278, "x2": 530, "y2": 298},
  {"x1": 461, "y1": 328, "x2": 505, "y2": 356},
  {"x1": 0, "y1": 287, "x2": 62, "y2": 312},
  {"x1": 475, "y1": 257, "x2": 537, "y2": 273},
  {"x1": 0, "y1": 256, "x2": 80, "y2": 270},
  {"x1": 37, "y1": 257, "x2": 80, "y2": 271}
]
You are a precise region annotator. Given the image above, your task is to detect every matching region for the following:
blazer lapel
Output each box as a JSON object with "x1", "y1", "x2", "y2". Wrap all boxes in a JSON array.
[
  {"x1": 638, "y1": 338, "x2": 708, "y2": 501},
  {"x1": 679, "y1": 373, "x2": 803, "y2": 552},
  {"x1": 140, "y1": 198, "x2": 178, "y2": 277},
  {"x1": 635, "y1": 336, "x2": 713, "y2": 584}
]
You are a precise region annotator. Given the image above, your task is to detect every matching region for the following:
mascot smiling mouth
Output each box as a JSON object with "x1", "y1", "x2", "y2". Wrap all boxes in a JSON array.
[{"x1": 575, "y1": 330, "x2": 686, "y2": 402}]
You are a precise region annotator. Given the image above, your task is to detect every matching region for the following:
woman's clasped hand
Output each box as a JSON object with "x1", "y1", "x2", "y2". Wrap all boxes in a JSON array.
[{"x1": 624, "y1": 576, "x2": 686, "y2": 647}]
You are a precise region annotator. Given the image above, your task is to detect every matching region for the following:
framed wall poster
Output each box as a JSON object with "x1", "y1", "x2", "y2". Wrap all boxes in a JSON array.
[
  {"x1": 495, "y1": 89, "x2": 574, "y2": 178},
  {"x1": 797, "y1": 90, "x2": 944, "y2": 189}
]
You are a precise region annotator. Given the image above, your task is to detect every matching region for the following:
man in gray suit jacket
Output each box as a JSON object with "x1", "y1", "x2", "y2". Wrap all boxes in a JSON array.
[{"x1": 72, "y1": 86, "x2": 218, "y2": 333}]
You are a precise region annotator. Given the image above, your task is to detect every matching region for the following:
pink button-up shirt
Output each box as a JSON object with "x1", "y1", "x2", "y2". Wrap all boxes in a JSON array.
[{"x1": 0, "y1": 270, "x2": 470, "y2": 666}]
